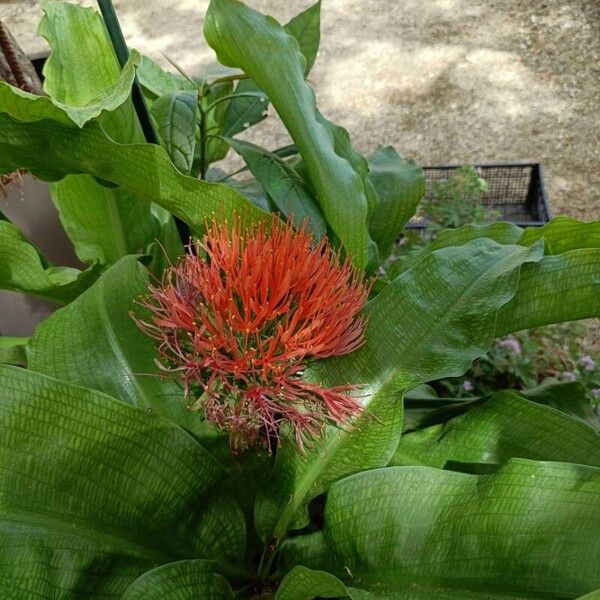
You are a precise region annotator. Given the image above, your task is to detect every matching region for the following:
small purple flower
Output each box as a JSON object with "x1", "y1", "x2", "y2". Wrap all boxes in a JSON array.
[
  {"x1": 592, "y1": 388, "x2": 600, "y2": 399},
  {"x1": 463, "y1": 380, "x2": 474, "y2": 392},
  {"x1": 497, "y1": 337, "x2": 522, "y2": 355},
  {"x1": 579, "y1": 354, "x2": 597, "y2": 372},
  {"x1": 562, "y1": 371, "x2": 577, "y2": 382}
]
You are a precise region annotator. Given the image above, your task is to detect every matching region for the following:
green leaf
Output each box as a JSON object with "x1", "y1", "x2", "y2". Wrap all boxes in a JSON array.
[
  {"x1": 121, "y1": 560, "x2": 234, "y2": 600},
  {"x1": 495, "y1": 249, "x2": 600, "y2": 335},
  {"x1": 0, "y1": 365, "x2": 241, "y2": 598},
  {"x1": 284, "y1": 1, "x2": 322, "y2": 76},
  {"x1": 0, "y1": 50, "x2": 139, "y2": 131},
  {"x1": 522, "y1": 380, "x2": 600, "y2": 430},
  {"x1": 205, "y1": 0, "x2": 370, "y2": 269},
  {"x1": 51, "y1": 175, "x2": 163, "y2": 265},
  {"x1": 391, "y1": 390, "x2": 600, "y2": 469},
  {"x1": 255, "y1": 239, "x2": 543, "y2": 545},
  {"x1": 313, "y1": 110, "x2": 380, "y2": 266},
  {"x1": 277, "y1": 567, "x2": 465, "y2": 600},
  {"x1": 27, "y1": 256, "x2": 200, "y2": 432},
  {"x1": 276, "y1": 566, "x2": 347, "y2": 600},
  {"x1": 222, "y1": 79, "x2": 268, "y2": 137},
  {"x1": 392, "y1": 222, "x2": 524, "y2": 277},
  {"x1": 38, "y1": 2, "x2": 141, "y2": 133},
  {"x1": 0, "y1": 82, "x2": 72, "y2": 125},
  {"x1": 367, "y1": 146, "x2": 424, "y2": 258},
  {"x1": 221, "y1": 0, "x2": 321, "y2": 138},
  {"x1": 282, "y1": 459, "x2": 600, "y2": 598},
  {"x1": 0, "y1": 336, "x2": 28, "y2": 366},
  {"x1": 138, "y1": 54, "x2": 195, "y2": 99},
  {"x1": 0, "y1": 220, "x2": 100, "y2": 303},
  {"x1": 577, "y1": 592, "x2": 600, "y2": 600},
  {"x1": 227, "y1": 138, "x2": 326, "y2": 237},
  {"x1": 151, "y1": 90, "x2": 199, "y2": 174},
  {"x1": 520, "y1": 216, "x2": 600, "y2": 253},
  {"x1": 398, "y1": 218, "x2": 600, "y2": 277},
  {"x1": 255, "y1": 375, "x2": 410, "y2": 543},
  {"x1": 37, "y1": 0, "x2": 176, "y2": 265},
  {"x1": 317, "y1": 239, "x2": 544, "y2": 387},
  {"x1": 0, "y1": 113, "x2": 269, "y2": 233},
  {"x1": 226, "y1": 176, "x2": 271, "y2": 212}
]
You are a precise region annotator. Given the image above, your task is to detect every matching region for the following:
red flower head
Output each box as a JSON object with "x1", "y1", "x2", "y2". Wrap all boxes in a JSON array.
[{"x1": 135, "y1": 216, "x2": 370, "y2": 453}]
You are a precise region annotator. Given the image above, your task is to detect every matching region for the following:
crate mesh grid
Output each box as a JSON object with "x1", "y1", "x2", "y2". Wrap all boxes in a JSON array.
[{"x1": 409, "y1": 163, "x2": 550, "y2": 228}]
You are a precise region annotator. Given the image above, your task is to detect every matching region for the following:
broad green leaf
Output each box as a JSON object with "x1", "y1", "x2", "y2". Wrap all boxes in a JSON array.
[
  {"x1": 226, "y1": 176, "x2": 271, "y2": 212},
  {"x1": 391, "y1": 390, "x2": 600, "y2": 469},
  {"x1": 138, "y1": 54, "x2": 194, "y2": 99},
  {"x1": 27, "y1": 256, "x2": 209, "y2": 434},
  {"x1": 0, "y1": 51, "x2": 138, "y2": 130},
  {"x1": 276, "y1": 568, "x2": 513, "y2": 600},
  {"x1": 0, "y1": 220, "x2": 99, "y2": 303},
  {"x1": 398, "y1": 218, "x2": 600, "y2": 277},
  {"x1": 0, "y1": 113, "x2": 269, "y2": 232},
  {"x1": 284, "y1": 1, "x2": 322, "y2": 76},
  {"x1": 392, "y1": 222, "x2": 524, "y2": 277},
  {"x1": 51, "y1": 175, "x2": 163, "y2": 265},
  {"x1": 275, "y1": 567, "x2": 500, "y2": 600},
  {"x1": 221, "y1": 0, "x2": 320, "y2": 141},
  {"x1": 0, "y1": 82, "x2": 72, "y2": 125},
  {"x1": 0, "y1": 336, "x2": 27, "y2": 366},
  {"x1": 255, "y1": 239, "x2": 543, "y2": 545},
  {"x1": 367, "y1": 146, "x2": 424, "y2": 258},
  {"x1": 276, "y1": 566, "x2": 347, "y2": 600},
  {"x1": 313, "y1": 109, "x2": 380, "y2": 226},
  {"x1": 282, "y1": 459, "x2": 600, "y2": 598},
  {"x1": 37, "y1": 0, "x2": 175, "y2": 266},
  {"x1": 0, "y1": 365, "x2": 242, "y2": 598},
  {"x1": 222, "y1": 79, "x2": 268, "y2": 137},
  {"x1": 496, "y1": 249, "x2": 600, "y2": 335},
  {"x1": 402, "y1": 397, "x2": 478, "y2": 433},
  {"x1": 227, "y1": 138, "x2": 326, "y2": 237},
  {"x1": 38, "y1": 2, "x2": 141, "y2": 134},
  {"x1": 151, "y1": 90, "x2": 199, "y2": 174},
  {"x1": 316, "y1": 239, "x2": 543, "y2": 387},
  {"x1": 520, "y1": 216, "x2": 600, "y2": 253},
  {"x1": 205, "y1": 0, "x2": 370, "y2": 269},
  {"x1": 433, "y1": 221, "x2": 524, "y2": 247},
  {"x1": 121, "y1": 560, "x2": 234, "y2": 600},
  {"x1": 522, "y1": 380, "x2": 600, "y2": 430},
  {"x1": 255, "y1": 374, "x2": 411, "y2": 543}
]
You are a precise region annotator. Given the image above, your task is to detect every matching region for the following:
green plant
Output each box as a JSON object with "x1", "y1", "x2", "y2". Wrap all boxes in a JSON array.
[
  {"x1": 380, "y1": 166, "x2": 499, "y2": 283},
  {"x1": 422, "y1": 164, "x2": 498, "y2": 232},
  {"x1": 433, "y1": 322, "x2": 600, "y2": 404},
  {"x1": 0, "y1": 1, "x2": 599, "y2": 599}
]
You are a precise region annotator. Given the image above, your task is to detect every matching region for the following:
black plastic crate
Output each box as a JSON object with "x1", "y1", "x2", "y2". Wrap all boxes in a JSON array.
[{"x1": 408, "y1": 162, "x2": 551, "y2": 229}]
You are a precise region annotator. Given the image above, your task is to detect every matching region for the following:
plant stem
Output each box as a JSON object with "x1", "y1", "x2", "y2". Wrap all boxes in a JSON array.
[
  {"x1": 209, "y1": 72, "x2": 248, "y2": 85},
  {"x1": 215, "y1": 165, "x2": 250, "y2": 183},
  {"x1": 204, "y1": 91, "x2": 265, "y2": 114},
  {"x1": 96, "y1": 0, "x2": 158, "y2": 145},
  {"x1": 199, "y1": 103, "x2": 208, "y2": 180},
  {"x1": 257, "y1": 537, "x2": 279, "y2": 583}
]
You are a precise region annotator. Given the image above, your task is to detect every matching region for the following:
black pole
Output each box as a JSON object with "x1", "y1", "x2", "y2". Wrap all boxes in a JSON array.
[{"x1": 97, "y1": 0, "x2": 158, "y2": 145}]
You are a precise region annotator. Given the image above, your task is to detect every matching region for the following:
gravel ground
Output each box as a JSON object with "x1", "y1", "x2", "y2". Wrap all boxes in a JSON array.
[{"x1": 2, "y1": 0, "x2": 599, "y2": 220}]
